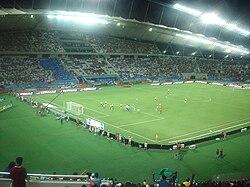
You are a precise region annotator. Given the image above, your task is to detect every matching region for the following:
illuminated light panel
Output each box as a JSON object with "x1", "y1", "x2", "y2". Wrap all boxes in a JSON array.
[
  {"x1": 172, "y1": 4, "x2": 250, "y2": 36},
  {"x1": 46, "y1": 13, "x2": 108, "y2": 25},
  {"x1": 201, "y1": 13, "x2": 226, "y2": 25},
  {"x1": 173, "y1": 3, "x2": 202, "y2": 17},
  {"x1": 176, "y1": 33, "x2": 250, "y2": 54},
  {"x1": 201, "y1": 13, "x2": 250, "y2": 36}
]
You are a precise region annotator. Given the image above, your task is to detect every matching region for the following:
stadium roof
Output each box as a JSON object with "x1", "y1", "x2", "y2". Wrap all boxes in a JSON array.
[{"x1": 0, "y1": 0, "x2": 250, "y2": 57}]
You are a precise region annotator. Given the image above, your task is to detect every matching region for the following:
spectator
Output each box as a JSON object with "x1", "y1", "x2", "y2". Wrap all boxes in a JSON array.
[
  {"x1": 10, "y1": 157, "x2": 27, "y2": 187},
  {"x1": 152, "y1": 173, "x2": 171, "y2": 187},
  {"x1": 2, "y1": 161, "x2": 16, "y2": 178}
]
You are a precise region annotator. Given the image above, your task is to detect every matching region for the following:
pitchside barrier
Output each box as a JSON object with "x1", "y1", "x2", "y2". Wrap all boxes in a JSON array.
[
  {"x1": 0, "y1": 172, "x2": 90, "y2": 187},
  {"x1": 17, "y1": 81, "x2": 250, "y2": 150},
  {"x1": 212, "y1": 171, "x2": 250, "y2": 181}
]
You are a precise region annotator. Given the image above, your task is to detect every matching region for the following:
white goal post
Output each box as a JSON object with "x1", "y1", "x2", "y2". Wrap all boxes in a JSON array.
[{"x1": 66, "y1": 102, "x2": 84, "y2": 115}]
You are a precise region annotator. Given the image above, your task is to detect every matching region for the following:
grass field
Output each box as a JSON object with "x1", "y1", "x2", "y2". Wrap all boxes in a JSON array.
[
  {"x1": 1, "y1": 83, "x2": 250, "y2": 182},
  {"x1": 32, "y1": 83, "x2": 250, "y2": 144}
]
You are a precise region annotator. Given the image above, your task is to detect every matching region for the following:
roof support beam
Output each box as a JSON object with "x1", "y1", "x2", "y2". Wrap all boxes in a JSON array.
[
  {"x1": 158, "y1": 7, "x2": 164, "y2": 25},
  {"x1": 112, "y1": 0, "x2": 117, "y2": 17},
  {"x1": 144, "y1": 2, "x2": 150, "y2": 22},
  {"x1": 128, "y1": 0, "x2": 134, "y2": 19}
]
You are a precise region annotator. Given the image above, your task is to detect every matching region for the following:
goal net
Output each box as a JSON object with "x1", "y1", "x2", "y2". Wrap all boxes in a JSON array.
[{"x1": 66, "y1": 102, "x2": 83, "y2": 115}]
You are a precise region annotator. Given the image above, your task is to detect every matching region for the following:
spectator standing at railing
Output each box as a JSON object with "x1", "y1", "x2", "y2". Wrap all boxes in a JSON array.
[
  {"x1": 2, "y1": 161, "x2": 16, "y2": 178},
  {"x1": 10, "y1": 157, "x2": 27, "y2": 187}
]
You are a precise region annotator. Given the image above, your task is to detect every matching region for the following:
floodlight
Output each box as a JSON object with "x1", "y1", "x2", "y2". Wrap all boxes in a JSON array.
[
  {"x1": 46, "y1": 12, "x2": 108, "y2": 25},
  {"x1": 227, "y1": 24, "x2": 237, "y2": 31},
  {"x1": 209, "y1": 54, "x2": 212, "y2": 58},
  {"x1": 30, "y1": 14, "x2": 34, "y2": 18},
  {"x1": 176, "y1": 51, "x2": 180, "y2": 54},
  {"x1": 176, "y1": 33, "x2": 249, "y2": 55},
  {"x1": 200, "y1": 13, "x2": 250, "y2": 36},
  {"x1": 149, "y1": 28, "x2": 152, "y2": 32},
  {"x1": 47, "y1": 15, "x2": 55, "y2": 19},
  {"x1": 225, "y1": 55, "x2": 229, "y2": 58},
  {"x1": 163, "y1": 50, "x2": 166, "y2": 53},
  {"x1": 191, "y1": 52, "x2": 196, "y2": 55},
  {"x1": 117, "y1": 22, "x2": 121, "y2": 26},
  {"x1": 173, "y1": 3, "x2": 202, "y2": 17},
  {"x1": 240, "y1": 56, "x2": 243, "y2": 58},
  {"x1": 201, "y1": 13, "x2": 226, "y2": 25}
]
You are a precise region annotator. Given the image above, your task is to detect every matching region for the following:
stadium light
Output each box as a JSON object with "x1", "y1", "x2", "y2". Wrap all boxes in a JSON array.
[
  {"x1": 47, "y1": 12, "x2": 108, "y2": 25},
  {"x1": 176, "y1": 33, "x2": 249, "y2": 55},
  {"x1": 172, "y1": 3, "x2": 250, "y2": 36},
  {"x1": 201, "y1": 13, "x2": 226, "y2": 25},
  {"x1": 201, "y1": 13, "x2": 250, "y2": 36},
  {"x1": 173, "y1": 3, "x2": 202, "y2": 17}
]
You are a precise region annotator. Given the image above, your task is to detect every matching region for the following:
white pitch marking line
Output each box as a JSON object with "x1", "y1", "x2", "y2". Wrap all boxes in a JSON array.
[
  {"x1": 36, "y1": 96, "x2": 109, "y2": 117},
  {"x1": 119, "y1": 118, "x2": 164, "y2": 128},
  {"x1": 34, "y1": 96, "x2": 156, "y2": 142},
  {"x1": 167, "y1": 121, "x2": 250, "y2": 144},
  {"x1": 158, "y1": 117, "x2": 250, "y2": 143}
]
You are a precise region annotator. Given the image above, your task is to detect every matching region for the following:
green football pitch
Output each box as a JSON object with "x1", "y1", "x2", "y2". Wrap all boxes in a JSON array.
[
  {"x1": 32, "y1": 83, "x2": 250, "y2": 144},
  {"x1": 1, "y1": 83, "x2": 250, "y2": 182}
]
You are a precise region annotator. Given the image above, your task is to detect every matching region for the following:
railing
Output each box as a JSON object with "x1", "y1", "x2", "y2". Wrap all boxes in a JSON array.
[{"x1": 0, "y1": 172, "x2": 90, "y2": 187}]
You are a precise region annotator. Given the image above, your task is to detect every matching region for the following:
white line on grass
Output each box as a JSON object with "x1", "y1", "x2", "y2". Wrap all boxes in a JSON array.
[
  {"x1": 167, "y1": 121, "x2": 250, "y2": 144},
  {"x1": 119, "y1": 118, "x2": 164, "y2": 128},
  {"x1": 158, "y1": 117, "x2": 250, "y2": 143},
  {"x1": 34, "y1": 96, "x2": 156, "y2": 142},
  {"x1": 35, "y1": 96, "x2": 109, "y2": 118}
]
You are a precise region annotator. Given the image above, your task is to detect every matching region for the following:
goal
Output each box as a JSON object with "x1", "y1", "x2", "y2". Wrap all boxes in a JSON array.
[{"x1": 66, "y1": 102, "x2": 84, "y2": 115}]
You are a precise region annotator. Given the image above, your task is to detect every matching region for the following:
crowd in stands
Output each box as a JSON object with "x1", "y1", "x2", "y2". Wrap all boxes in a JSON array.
[
  {"x1": 0, "y1": 30, "x2": 160, "y2": 54},
  {"x1": 0, "y1": 55, "x2": 249, "y2": 86},
  {"x1": 39, "y1": 57, "x2": 75, "y2": 81},
  {"x1": 0, "y1": 57, "x2": 53, "y2": 85},
  {"x1": 89, "y1": 35, "x2": 161, "y2": 54},
  {"x1": 2, "y1": 161, "x2": 250, "y2": 187},
  {"x1": 107, "y1": 57, "x2": 178, "y2": 78},
  {"x1": 0, "y1": 29, "x2": 250, "y2": 85},
  {"x1": 62, "y1": 56, "x2": 112, "y2": 76},
  {"x1": 0, "y1": 30, "x2": 64, "y2": 52}
]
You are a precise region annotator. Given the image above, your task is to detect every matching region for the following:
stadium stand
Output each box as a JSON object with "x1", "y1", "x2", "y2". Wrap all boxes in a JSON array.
[
  {"x1": 39, "y1": 57, "x2": 76, "y2": 81},
  {"x1": 0, "y1": 30, "x2": 64, "y2": 52},
  {"x1": 0, "y1": 56, "x2": 53, "y2": 85}
]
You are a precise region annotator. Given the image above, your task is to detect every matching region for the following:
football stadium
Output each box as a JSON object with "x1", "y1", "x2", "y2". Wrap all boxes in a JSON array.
[{"x1": 0, "y1": 0, "x2": 250, "y2": 187}]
